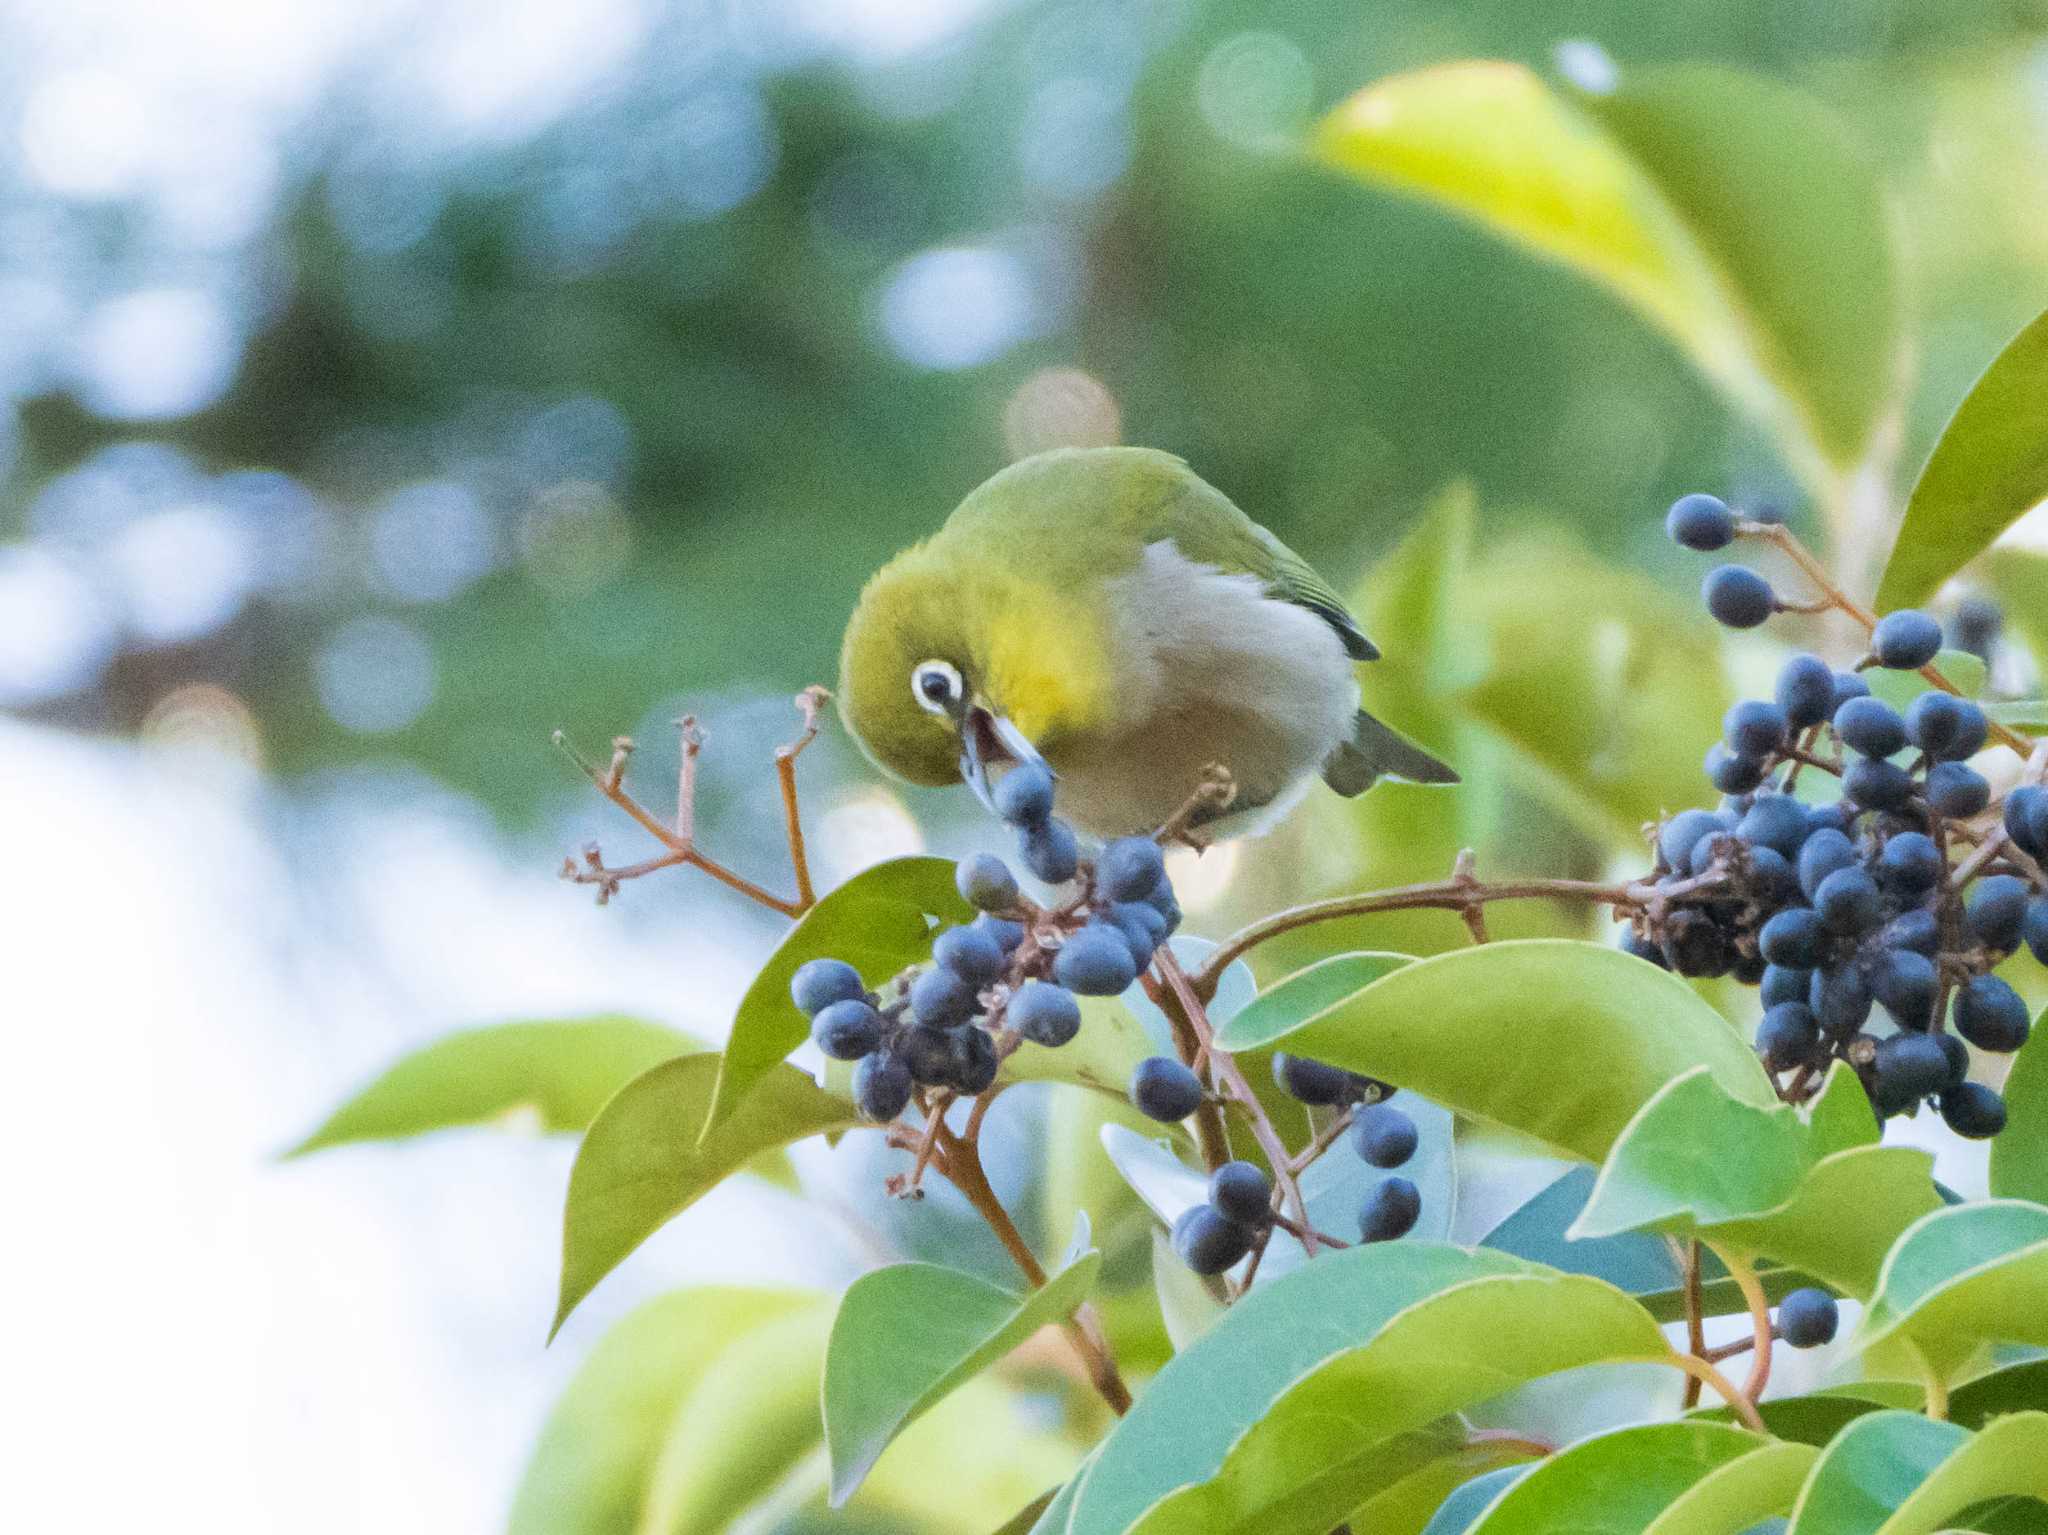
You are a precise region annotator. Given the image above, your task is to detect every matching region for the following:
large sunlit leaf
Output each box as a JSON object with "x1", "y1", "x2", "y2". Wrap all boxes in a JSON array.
[
  {"x1": 554, "y1": 1055, "x2": 863, "y2": 1336},
  {"x1": 1456, "y1": 1420, "x2": 1766, "y2": 1533},
  {"x1": 705, "y1": 857, "x2": 969, "y2": 1135},
  {"x1": 287, "y1": 1015, "x2": 701, "y2": 1156},
  {"x1": 1786, "y1": 1411, "x2": 2048, "y2": 1535},
  {"x1": 507, "y1": 1286, "x2": 820, "y2": 1535},
  {"x1": 824, "y1": 1238, "x2": 1101, "y2": 1503},
  {"x1": 1212, "y1": 940, "x2": 1773, "y2": 1164},
  {"x1": 1642, "y1": 1441, "x2": 1819, "y2": 1535},
  {"x1": 1315, "y1": 59, "x2": 1897, "y2": 481},
  {"x1": 1862, "y1": 650, "x2": 1987, "y2": 713},
  {"x1": 1217, "y1": 953, "x2": 1415, "y2": 1052},
  {"x1": 1343, "y1": 1439, "x2": 1547, "y2": 1535},
  {"x1": 1949, "y1": 1359, "x2": 2048, "y2": 1430},
  {"x1": 1855, "y1": 1202, "x2": 2048, "y2": 1375},
  {"x1": 853, "y1": 1377, "x2": 1084, "y2": 1535},
  {"x1": 1990, "y1": 1009, "x2": 2048, "y2": 1206},
  {"x1": 1062, "y1": 1243, "x2": 1671, "y2": 1535},
  {"x1": 1876, "y1": 307, "x2": 2048, "y2": 612}
]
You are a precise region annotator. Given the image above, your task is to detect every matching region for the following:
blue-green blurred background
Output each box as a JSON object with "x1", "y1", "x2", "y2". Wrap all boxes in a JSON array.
[{"x1": 6, "y1": 0, "x2": 2048, "y2": 1530}]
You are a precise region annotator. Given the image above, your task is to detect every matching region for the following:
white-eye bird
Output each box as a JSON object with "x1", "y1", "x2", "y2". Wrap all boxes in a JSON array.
[{"x1": 837, "y1": 447, "x2": 1456, "y2": 838}]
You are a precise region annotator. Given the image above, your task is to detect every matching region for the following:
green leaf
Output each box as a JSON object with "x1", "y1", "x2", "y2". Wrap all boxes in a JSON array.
[
  {"x1": 1344, "y1": 1438, "x2": 1547, "y2": 1535},
  {"x1": 1644, "y1": 1442, "x2": 1820, "y2": 1535},
  {"x1": 1693, "y1": 1393, "x2": 1906, "y2": 1450},
  {"x1": 637, "y1": 1304, "x2": 834, "y2": 1534},
  {"x1": 1422, "y1": 1468, "x2": 1533, "y2": 1535},
  {"x1": 1029, "y1": 1449, "x2": 1098, "y2": 1535},
  {"x1": 1458, "y1": 1421, "x2": 1765, "y2": 1533},
  {"x1": 824, "y1": 1241, "x2": 1102, "y2": 1504},
  {"x1": 1212, "y1": 939, "x2": 1774, "y2": 1164},
  {"x1": 1314, "y1": 60, "x2": 1896, "y2": 479},
  {"x1": 507, "y1": 1286, "x2": 819, "y2": 1535},
  {"x1": 554, "y1": 1055, "x2": 862, "y2": 1337},
  {"x1": 1876, "y1": 308, "x2": 2048, "y2": 612},
  {"x1": 1063, "y1": 1243, "x2": 1671, "y2": 1535},
  {"x1": 852, "y1": 1376, "x2": 1085, "y2": 1534},
  {"x1": 286, "y1": 1015, "x2": 701, "y2": 1156},
  {"x1": 705, "y1": 857, "x2": 970, "y2": 1135},
  {"x1": 1990, "y1": 1007, "x2": 2048, "y2": 1206},
  {"x1": 1216, "y1": 952, "x2": 1415, "y2": 1052},
  {"x1": 1987, "y1": 699, "x2": 2048, "y2": 732},
  {"x1": 994, "y1": 1491, "x2": 1061, "y2": 1535},
  {"x1": 1151, "y1": 1228, "x2": 1226, "y2": 1351},
  {"x1": 1856, "y1": 1202, "x2": 2048, "y2": 1376},
  {"x1": 1100, "y1": 1124, "x2": 1211, "y2": 1233},
  {"x1": 1864, "y1": 651, "x2": 1988, "y2": 711},
  {"x1": 1786, "y1": 1411, "x2": 2048, "y2": 1535},
  {"x1": 1950, "y1": 1360, "x2": 2048, "y2": 1431},
  {"x1": 1003, "y1": 992, "x2": 1168, "y2": 1103}
]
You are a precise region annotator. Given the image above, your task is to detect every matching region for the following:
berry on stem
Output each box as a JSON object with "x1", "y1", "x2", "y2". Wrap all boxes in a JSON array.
[
  {"x1": 1172, "y1": 1205, "x2": 1252, "y2": 1275},
  {"x1": 1351, "y1": 1103, "x2": 1419, "y2": 1168},
  {"x1": 812, "y1": 998, "x2": 884, "y2": 1061},
  {"x1": 934, "y1": 925, "x2": 1006, "y2": 988},
  {"x1": 993, "y1": 762, "x2": 1055, "y2": 827},
  {"x1": 1009, "y1": 981, "x2": 1082, "y2": 1047},
  {"x1": 1020, "y1": 819, "x2": 1079, "y2": 884},
  {"x1": 1703, "y1": 566, "x2": 1775, "y2": 628},
  {"x1": 1209, "y1": 1161, "x2": 1274, "y2": 1227},
  {"x1": 854, "y1": 1053, "x2": 913, "y2": 1121},
  {"x1": 1358, "y1": 1177, "x2": 1422, "y2": 1243},
  {"x1": 1872, "y1": 610, "x2": 1942, "y2": 670},
  {"x1": 1777, "y1": 1288, "x2": 1839, "y2": 1348},
  {"x1": 1940, "y1": 1082, "x2": 2007, "y2": 1139},
  {"x1": 1055, "y1": 924, "x2": 1140, "y2": 996},
  {"x1": 791, "y1": 958, "x2": 865, "y2": 1017},
  {"x1": 1099, "y1": 836, "x2": 1167, "y2": 903},
  {"x1": 1272, "y1": 1052, "x2": 1359, "y2": 1106},
  {"x1": 1130, "y1": 1055, "x2": 1205, "y2": 1122},
  {"x1": 955, "y1": 853, "x2": 1020, "y2": 913},
  {"x1": 1666, "y1": 493, "x2": 1736, "y2": 551}
]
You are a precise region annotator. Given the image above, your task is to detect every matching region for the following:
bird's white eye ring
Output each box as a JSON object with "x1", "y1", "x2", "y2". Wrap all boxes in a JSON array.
[{"x1": 911, "y1": 660, "x2": 963, "y2": 715}]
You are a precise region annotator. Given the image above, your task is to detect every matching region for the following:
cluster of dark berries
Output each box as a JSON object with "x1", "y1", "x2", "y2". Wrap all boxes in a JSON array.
[
  {"x1": 1172, "y1": 1161, "x2": 1274, "y2": 1275},
  {"x1": 798, "y1": 761, "x2": 1183, "y2": 1122},
  {"x1": 1642, "y1": 493, "x2": 2046, "y2": 1139}
]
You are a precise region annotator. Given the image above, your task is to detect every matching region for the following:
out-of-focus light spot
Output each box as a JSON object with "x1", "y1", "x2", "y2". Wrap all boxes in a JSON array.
[
  {"x1": 315, "y1": 616, "x2": 435, "y2": 735},
  {"x1": 640, "y1": 89, "x2": 779, "y2": 220},
  {"x1": 1997, "y1": 501, "x2": 2048, "y2": 553},
  {"x1": 404, "y1": 0, "x2": 648, "y2": 143},
  {"x1": 107, "y1": 503, "x2": 257, "y2": 645},
  {"x1": 1019, "y1": 77, "x2": 1130, "y2": 198},
  {"x1": 878, "y1": 246, "x2": 1039, "y2": 371},
  {"x1": 517, "y1": 481, "x2": 633, "y2": 597},
  {"x1": 372, "y1": 481, "x2": 497, "y2": 604},
  {"x1": 520, "y1": 396, "x2": 632, "y2": 486},
  {"x1": 788, "y1": 0, "x2": 997, "y2": 66},
  {"x1": 70, "y1": 288, "x2": 239, "y2": 420},
  {"x1": 1197, "y1": 31, "x2": 1312, "y2": 151},
  {"x1": 1164, "y1": 840, "x2": 1239, "y2": 914},
  {"x1": 216, "y1": 470, "x2": 337, "y2": 601},
  {"x1": 0, "y1": 276, "x2": 73, "y2": 397},
  {"x1": 147, "y1": 115, "x2": 280, "y2": 250},
  {"x1": 20, "y1": 69, "x2": 150, "y2": 199},
  {"x1": 142, "y1": 682, "x2": 263, "y2": 770},
  {"x1": 816, "y1": 788, "x2": 925, "y2": 879},
  {"x1": 1554, "y1": 39, "x2": 1619, "y2": 95},
  {"x1": 1002, "y1": 367, "x2": 1120, "y2": 458},
  {"x1": 0, "y1": 547, "x2": 118, "y2": 705},
  {"x1": 325, "y1": 155, "x2": 446, "y2": 255}
]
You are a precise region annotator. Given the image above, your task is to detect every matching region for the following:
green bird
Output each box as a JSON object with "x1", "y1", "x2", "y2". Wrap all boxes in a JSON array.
[{"x1": 838, "y1": 447, "x2": 1456, "y2": 839}]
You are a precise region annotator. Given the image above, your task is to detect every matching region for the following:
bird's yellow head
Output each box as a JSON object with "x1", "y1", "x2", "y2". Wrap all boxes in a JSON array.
[{"x1": 836, "y1": 533, "x2": 1117, "y2": 806}]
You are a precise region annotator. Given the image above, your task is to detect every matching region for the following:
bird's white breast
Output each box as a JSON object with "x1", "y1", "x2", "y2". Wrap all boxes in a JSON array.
[{"x1": 1046, "y1": 541, "x2": 1359, "y2": 838}]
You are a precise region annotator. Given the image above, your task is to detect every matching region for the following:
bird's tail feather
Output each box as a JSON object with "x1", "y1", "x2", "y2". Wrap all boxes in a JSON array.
[{"x1": 1322, "y1": 710, "x2": 1458, "y2": 797}]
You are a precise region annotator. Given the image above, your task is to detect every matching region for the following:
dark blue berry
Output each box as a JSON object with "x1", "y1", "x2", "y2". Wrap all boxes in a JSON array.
[
  {"x1": 1352, "y1": 1103, "x2": 1419, "y2": 1169},
  {"x1": 1907, "y1": 693, "x2": 1988, "y2": 761},
  {"x1": 1104, "y1": 901, "x2": 1168, "y2": 969},
  {"x1": 812, "y1": 998, "x2": 884, "y2": 1060},
  {"x1": 1845, "y1": 756, "x2": 1915, "y2": 813},
  {"x1": 1871, "y1": 948, "x2": 1939, "y2": 1030},
  {"x1": 1020, "y1": 819, "x2": 1079, "y2": 884},
  {"x1": 1666, "y1": 493, "x2": 1737, "y2": 550},
  {"x1": 1760, "y1": 908, "x2": 1828, "y2": 968},
  {"x1": 1358, "y1": 1177, "x2": 1422, "y2": 1243},
  {"x1": 1940, "y1": 1082, "x2": 2007, "y2": 1139},
  {"x1": 1055, "y1": 924, "x2": 1140, "y2": 996},
  {"x1": 1172, "y1": 1205, "x2": 1252, "y2": 1274},
  {"x1": 1950, "y1": 596, "x2": 2003, "y2": 660},
  {"x1": 1755, "y1": 1002, "x2": 1820, "y2": 1070},
  {"x1": 1810, "y1": 964, "x2": 1873, "y2": 1034},
  {"x1": 1926, "y1": 762, "x2": 1990, "y2": 819},
  {"x1": 1937, "y1": 1031, "x2": 1971, "y2": 1088},
  {"x1": 1829, "y1": 672, "x2": 1870, "y2": 716},
  {"x1": 972, "y1": 913, "x2": 1027, "y2": 953},
  {"x1": 1835, "y1": 697, "x2": 1906, "y2": 758},
  {"x1": 1873, "y1": 610, "x2": 1943, "y2": 670},
  {"x1": 1746, "y1": 845, "x2": 1797, "y2": 902},
  {"x1": 2026, "y1": 897, "x2": 2048, "y2": 966},
  {"x1": 1760, "y1": 964, "x2": 1812, "y2": 1008},
  {"x1": 1662, "y1": 910, "x2": 1732, "y2": 978},
  {"x1": 1738, "y1": 795, "x2": 1808, "y2": 858},
  {"x1": 899, "y1": 1024, "x2": 959, "y2": 1085},
  {"x1": 1875, "y1": 832, "x2": 1942, "y2": 894},
  {"x1": 1008, "y1": 980, "x2": 1082, "y2": 1047},
  {"x1": 1725, "y1": 699, "x2": 1789, "y2": 759},
  {"x1": 1099, "y1": 836, "x2": 1166, "y2": 903},
  {"x1": 934, "y1": 926, "x2": 1006, "y2": 988},
  {"x1": 1131, "y1": 1055, "x2": 1205, "y2": 1121},
  {"x1": 2006, "y1": 786, "x2": 2048, "y2": 858},
  {"x1": 1703, "y1": 566, "x2": 1775, "y2": 628},
  {"x1": 1209, "y1": 1161, "x2": 1273, "y2": 1226},
  {"x1": 1798, "y1": 828, "x2": 1859, "y2": 900},
  {"x1": 791, "y1": 958, "x2": 865, "y2": 1017},
  {"x1": 956, "y1": 853, "x2": 1020, "y2": 912},
  {"x1": 1968, "y1": 876, "x2": 2031, "y2": 950},
  {"x1": 1273, "y1": 1052, "x2": 1358, "y2": 1106},
  {"x1": 1815, "y1": 867, "x2": 1883, "y2": 934},
  {"x1": 910, "y1": 966, "x2": 978, "y2": 1028},
  {"x1": 1884, "y1": 908, "x2": 1940, "y2": 955},
  {"x1": 951, "y1": 1025, "x2": 1000, "y2": 1094},
  {"x1": 1706, "y1": 746, "x2": 1769, "y2": 795},
  {"x1": 1876, "y1": 1032, "x2": 1952, "y2": 1103},
  {"x1": 1621, "y1": 928, "x2": 1669, "y2": 969},
  {"x1": 1775, "y1": 654, "x2": 1837, "y2": 729},
  {"x1": 854, "y1": 1053, "x2": 914, "y2": 1120},
  {"x1": 993, "y1": 762, "x2": 1055, "y2": 827},
  {"x1": 1954, "y1": 975, "x2": 2031, "y2": 1053},
  {"x1": 1777, "y1": 1288, "x2": 1839, "y2": 1348},
  {"x1": 1659, "y1": 809, "x2": 1726, "y2": 870}
]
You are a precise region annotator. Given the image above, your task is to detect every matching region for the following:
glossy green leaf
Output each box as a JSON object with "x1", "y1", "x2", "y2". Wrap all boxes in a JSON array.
[
  {"x1": 1987, "y1": 699, "x2": 2048, "y2": 732},
  {"x1": 506, "y1": 1286, "x2": 819, "y2": 1535},
  {"x1": 1151, "y1": 1228, "x2": 1226, "y2": 1351},
  {"x1": 1212, "y1": 939, "x2": 1774, "y2": 1164},
  {"x1": 705, "y1": 857, "x2": 969, "y2": 1135},
  {"x1": 1459, "y1": 1421, "x2": 1764, "y2": 1533},
  {"x1": 1100, "y1": 1125, "x2": 1211, "y2": 1233},
  {"x1": 1064, "y1": 1243, "x2": 1671, "y2": 1535},
  {"x1": 1029, "y1": 1449, "x2": 1097, "y2": 1535},
  {"x1": 1645, "y1": 1441, "x2": 1819, "y2": 1535},
  {"x1": 824, "y1": 1241, "x2": 1101, "y2": 1503},
  {"x1": 1217, "y1": 952, "x2": 1415, "y2": 1052},
  {"x1": 1421, "y1": 1468, "x2": 1534, "y2": 1535},
  {"x1": 1856, "y1": 1202, "x2": 2048, "y2": 1375},
  {"x1": 1315, "y1": 60, "x2": 1895, "y2": 481},
  {"x1": 287, "y1": 1015, "x2": 701, "y2": 1156},
  {"x1": 1864, "y1": 651, "x2": 1988, "y2": 712},
  {"x1": 1877, "y1": 308, "x2": 2048, "y2": 612},
  {"x1": 1693, "y1": 1393, "x2": 1903, "y2": 1450},
  {"x1": 1344, "y1": 1439, "x2": 1547, "y2": 1535},
  {"x1": 1787, "y1": 1411, "x2": 2048, "y2": 1535},
  {"x1": 554, "y1": 1055, "x2": 862, "y2": 1336},
  {"x1": 994, "y1": 1491, "x2": 1061, "y2": 1535},
  {"x1": 1949, "y1": 1359, "x2": 2048, "y2": 1430},
  {"x1": 638, "y1": 1304, "x2": 834, "y2": 1534},
  {"x1": 1003, "y1": 992, "x2": 1167, "y2": 1103},
  {"x1": 1990, "y1": 1008, "x2": 2048, "y2": 1206}
]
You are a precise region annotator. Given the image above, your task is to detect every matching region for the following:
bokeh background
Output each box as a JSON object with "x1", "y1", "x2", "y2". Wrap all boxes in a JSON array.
[{"x1": 6, "y1": 0, "x2": 2048, "y2": 1530}]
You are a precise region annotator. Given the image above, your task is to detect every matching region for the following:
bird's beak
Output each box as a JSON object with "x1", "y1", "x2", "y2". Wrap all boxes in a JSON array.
[{"x1": 958, "y1": 706, "x2": 1048, "y2": 814}]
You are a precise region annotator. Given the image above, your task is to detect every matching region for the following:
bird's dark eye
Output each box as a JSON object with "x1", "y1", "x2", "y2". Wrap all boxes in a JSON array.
[{"x1": 911, "y1": 660, "x2": 963, "y2": 715}]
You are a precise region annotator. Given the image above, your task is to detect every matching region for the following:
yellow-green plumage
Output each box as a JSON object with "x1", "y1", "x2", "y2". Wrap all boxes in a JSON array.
[{"x1": 838, "y1": 447, "x2": 1454, "y2": 837}]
